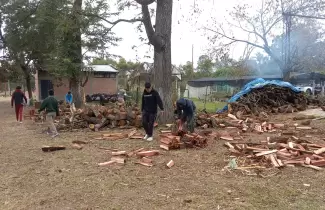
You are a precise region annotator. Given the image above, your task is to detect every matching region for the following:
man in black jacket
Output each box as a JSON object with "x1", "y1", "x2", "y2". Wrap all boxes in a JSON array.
[{"x1": 141, "y1": 82, "x2": 164, "y2": 141}]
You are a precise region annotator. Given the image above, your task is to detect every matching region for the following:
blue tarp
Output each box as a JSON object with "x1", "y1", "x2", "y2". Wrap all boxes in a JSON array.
[{"x1": 217, "y1": 78, "x2": 301, "y2": 113}]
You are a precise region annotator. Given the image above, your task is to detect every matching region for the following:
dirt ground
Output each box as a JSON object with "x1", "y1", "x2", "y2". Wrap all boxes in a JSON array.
[{"x1": 1, "y1": 97, "x2": 325, "y2": 210}]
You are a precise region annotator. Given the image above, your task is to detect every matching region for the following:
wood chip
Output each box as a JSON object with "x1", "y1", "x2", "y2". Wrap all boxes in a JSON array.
[{"x1": 166, "y1": 160, "x2": 174, "y2": 168}]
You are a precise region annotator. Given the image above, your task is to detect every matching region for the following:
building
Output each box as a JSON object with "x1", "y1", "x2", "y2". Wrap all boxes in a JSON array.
[
  {"x1": 35, "y1": 65, "x2": 118, "y2": 100},
  {"x1": 186, "y1": 74, "x2": 282, "y2": 99}
]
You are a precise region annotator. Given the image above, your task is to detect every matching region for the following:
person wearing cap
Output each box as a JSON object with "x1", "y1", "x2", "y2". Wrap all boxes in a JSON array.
[
  {"x1": 141, "y1": 82, "x2": 164, "y2": 141},
  {"x1": 65, "y1": 91, "x2": 73, "y2": 104},
  {"x1": 175, "y1": 98, "x2": 196, "y2": 133},
  {"x1": 11, "y1": 86, "x2": 27, "y2": 123}
]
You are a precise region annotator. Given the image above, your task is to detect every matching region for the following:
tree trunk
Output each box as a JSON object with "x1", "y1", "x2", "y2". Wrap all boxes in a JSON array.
[
  {"x1": 21, "y1": 65, "x2": 33, "y2": 99},
  {"x1": 68, "y1": 0, "x2": 83, "y2": 108},
  {"x1": 153, "y1": 0, "x2": 173, "y2": 124},
  {"x1": 70, "y1": 77, "x2": 82, "y2": 108}
]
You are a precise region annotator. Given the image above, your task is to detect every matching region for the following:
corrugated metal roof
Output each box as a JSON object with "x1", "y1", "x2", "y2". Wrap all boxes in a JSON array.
[
  {"x1": 188, "y1": 74, "x2": 282, "y2": 83},
  {"x1": 84, "y1": 65, "x2": 118, "y2": 73}
]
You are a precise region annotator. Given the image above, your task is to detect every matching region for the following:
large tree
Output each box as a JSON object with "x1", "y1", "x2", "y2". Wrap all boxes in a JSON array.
[
  {"x1": 0, "y1": 0, "x2": 41, "y2": 98},
  {"x1": 203, "y1": 0, "x2": 325, "y2": 80},
  {"x1": 39, "y1": 0, "x2": 140, "y2": 108},
  {"x1": 119, "y1": 0, "x2": 174, "y2": 123}
]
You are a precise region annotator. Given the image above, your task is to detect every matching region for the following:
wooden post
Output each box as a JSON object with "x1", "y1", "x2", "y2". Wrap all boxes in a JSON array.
[
  {"x1": 322, "y1": 81, "x2": 325, "y2": 96},
  {"x1": 312, "y1": 80, "x2": 316, "y2": 97},
  {"x1": 204, "y1": 85, "x2": 208, "y2": 109}
]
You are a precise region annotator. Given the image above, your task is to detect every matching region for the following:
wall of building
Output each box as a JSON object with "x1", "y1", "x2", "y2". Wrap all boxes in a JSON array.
[{"x1": 37, "y1": 71, "x2": 118, "y2": 100}]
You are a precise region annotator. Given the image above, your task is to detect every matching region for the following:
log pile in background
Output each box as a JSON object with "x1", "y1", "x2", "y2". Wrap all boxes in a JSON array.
[
  {"x1": 37, "y1": 102, "x2": 143, "y2": 131},
  {"x1": 227, "y1": 85, "x2": 309, "y2": 116}
]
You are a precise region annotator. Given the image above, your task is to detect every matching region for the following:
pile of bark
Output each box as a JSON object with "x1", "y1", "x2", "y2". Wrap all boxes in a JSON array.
[
  {"x1": 38, "y1": 102, "x2": 143, "y2": 131},
  {"x1": 227, "y1": 85, "x2": 309, "y2": 116},
  {"x1": 223, "y1": 135, "x2": 325, "y2": 171}
]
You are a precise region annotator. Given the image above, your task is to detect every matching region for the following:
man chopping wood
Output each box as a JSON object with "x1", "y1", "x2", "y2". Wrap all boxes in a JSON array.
[
  {"x1": 38, "y1": 90, "x2": 59, "y2": 138},
  {"x1": 141, "y1": 82, "x2": 164, "y2": 141},
  {"x1": 175, "y1": 98, "x2": 196, "y2": 133},
  {"x1": 11, "y1": 86, "x2": 27, "y2": 123}
]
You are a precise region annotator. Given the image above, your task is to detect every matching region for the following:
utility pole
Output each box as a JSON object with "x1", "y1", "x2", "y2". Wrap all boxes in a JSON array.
[{"x1": 191, "y1": 44, "x2": 194, "y2": 72}]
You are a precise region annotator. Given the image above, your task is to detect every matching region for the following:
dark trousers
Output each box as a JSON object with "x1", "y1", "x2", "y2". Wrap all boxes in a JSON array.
[
  {"x1": 142, "y1": 111, "x2": 156, "y2": 136},
  {"x1": 15, "y1": 104, "x2": 23, "y2": 121}
]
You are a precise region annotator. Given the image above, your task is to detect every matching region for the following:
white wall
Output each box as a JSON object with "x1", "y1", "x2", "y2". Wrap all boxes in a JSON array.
[{"x1": 185, "y1": 85, "x2": 211, "y2": 99}]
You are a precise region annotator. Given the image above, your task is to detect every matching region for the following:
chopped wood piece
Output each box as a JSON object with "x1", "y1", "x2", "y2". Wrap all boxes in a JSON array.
[
  {"x1": 160, "y1": 144, "x2": 170, "y2": 151},
  {"x1": 135, "y1": 162, "x2": 153, "y2": 167},
  {"x1": 129, "y1": 135, "x2": 144, "y2": 139},
  {"x1": 166, "y1": 160, "x2": 174, "y2": 168},
  {"x1": 302, "y1": 164, "x2": 323, "y2": 171},
  {"x1": 141, "y1": 157, "x2": 153, "y2": 164},
  {"x1": 127, "y1": 148, "x2": 145, "y2": 157},
  {"x1": 42, "y1": 146, "x2": 66, "y2": 152},
  {"x1": 160, "y1": 130, "x2": 172, "y2": 133},
  {"x1": 220, "y1": 136, "x2": 234, "y2": 141},
  {"x1": 296, "y1": 126, "x2": 312, "y2": 130},
  {"x1": 268, "y1": 154, "x2": 280, "y2": 167},
  {"x1": 311, "y1": 160, "x2": 325, "y2": 167},
  {"x1": 72, "y1": 143, "x2": 83, "y2": 150},
  {"x1": 288, "y1": 142, "x2": 294, "y2": 149},
  {"x1": 227, "y1": 114, "x2": 237, "y2": 120},
  {"x1": 273, "y1": 124, "x2": 285, "y2": 128},
  {"x1": 224, "y1": 142, "x2": 234, "y2": 149},
  {"x1": 137, "y1": 150, "x2": 160, "y2": 157},
  {"x1": 110, "y1": 157, "x2": 125, "y2": 164},
  {"x1": 112, "y1": 151, "x2": 127, "y2": 156},
  {"x1": 314, "y1": 148, "x2": 325, "y2": 155},
  {"x1": 305, "y1": 157, "x2": 311, "y2": 165},
  {"x1": 255, "y1": 150, "x2": 278, "y2": 157},
  {"x1": 128, "y1": 129, "x2": 137, "y2": 138},
  {"x1": 98, "y1": 160, "x2": 116, "y2": 166}
]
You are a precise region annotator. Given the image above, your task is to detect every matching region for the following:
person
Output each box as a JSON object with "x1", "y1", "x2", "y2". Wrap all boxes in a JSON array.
[
  {"x1": 175, "y1": 98, "x2": 196, "y2": 133},
  {"x1": 38, "y1": 90, "x2": 59, "y2": 138},
  {"x1": 65, "y1": 91, "x2": 73, "y2": 104},
  {"x1": 11, "y1": 86, "x2": 27, "y2": 123},
  {"x1": 141, "y1": 82, "x2": 164, "y2": 141}
]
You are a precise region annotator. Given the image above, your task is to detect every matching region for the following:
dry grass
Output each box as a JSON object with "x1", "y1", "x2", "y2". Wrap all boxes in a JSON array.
[{"x1": 1, "y1": 98, "x2": 325, "y2": 210}]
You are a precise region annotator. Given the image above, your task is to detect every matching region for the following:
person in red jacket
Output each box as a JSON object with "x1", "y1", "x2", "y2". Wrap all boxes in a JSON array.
[{"x1": 11, "y1": 86, "x2": 27, "y2": 123}]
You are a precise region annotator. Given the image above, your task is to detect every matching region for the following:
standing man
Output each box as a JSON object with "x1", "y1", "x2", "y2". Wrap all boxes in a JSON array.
[
  {"x1": 11, "y1": 86, "x2": 27, "y2": 123},
  {"x1": 141, "y1": 82, "x2": 164, "y2": 141},
  {"x1": 38, "y1": 90, "x2": 59, "y2": 138},
  {"x1": 175, "y1": 98, "x2": 196, "y2": 133},
  {"x1": 65, "y1": 91, "x2": 73, "y2": 104}
]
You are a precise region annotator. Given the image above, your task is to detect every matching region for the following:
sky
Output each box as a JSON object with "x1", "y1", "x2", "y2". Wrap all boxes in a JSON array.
[{"x1": 108, "y1": 0, "x2": 263, "y2": 67}]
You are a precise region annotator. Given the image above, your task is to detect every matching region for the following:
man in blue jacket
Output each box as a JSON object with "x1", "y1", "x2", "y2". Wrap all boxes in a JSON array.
[
  {"x1": 65, "y1": 91, "x2": 73, "y2": 104},
  {"x1": 175, "y1": 98, "x2": 196, "y2": 133}
]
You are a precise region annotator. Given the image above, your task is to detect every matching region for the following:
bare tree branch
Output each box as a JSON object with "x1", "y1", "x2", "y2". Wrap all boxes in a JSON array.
[
  {"x1": 204, "y1": 27, "x2": 265, "y2": 50},
  {"x1": 135, "y1": 0, "x2": 156, "y2": 5},
  {"x1": 80, "y1": 12, "x2": 143, "y2": 31}
]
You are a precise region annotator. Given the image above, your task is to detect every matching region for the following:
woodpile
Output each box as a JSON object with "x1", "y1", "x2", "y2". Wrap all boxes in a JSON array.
[
  {"x1": 223, "y1": 137, "x2": 325, "y2": 170},
  {"x1": 159, "y1": 131, "x2": 208, "y2": 150},
  {"x1": 227, "y1": 85, "x2": 309, "y2": 116},
  {"x1": 35, "y1": 102, "x2": 143, "y2": 131}
]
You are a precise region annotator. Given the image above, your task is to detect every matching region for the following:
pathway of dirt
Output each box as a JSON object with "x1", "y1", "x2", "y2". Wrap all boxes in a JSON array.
[{"x1": 1, "y1": 97, "x2": 325, "y2": 210}]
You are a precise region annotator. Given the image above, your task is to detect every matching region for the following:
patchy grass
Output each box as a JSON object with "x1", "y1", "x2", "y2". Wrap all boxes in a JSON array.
[
  {"x1": 1, "y1": 98, "x2": 325, "y2": 209},
  {"x1": 189, "y1": 98, "x2": 226, "y2": 113}
]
